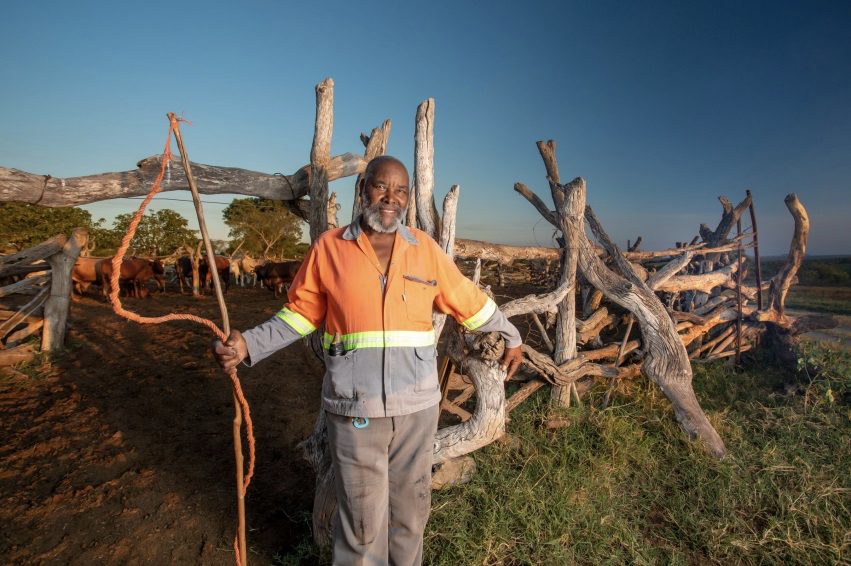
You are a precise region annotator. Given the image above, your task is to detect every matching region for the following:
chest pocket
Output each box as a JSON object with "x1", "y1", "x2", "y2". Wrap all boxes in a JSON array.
[{"x1": 403, "y1": 274, "x2": 439, "y2": 325}]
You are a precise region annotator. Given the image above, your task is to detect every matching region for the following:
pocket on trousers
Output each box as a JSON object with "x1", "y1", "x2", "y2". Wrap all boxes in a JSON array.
[
  {"x1": 413, "y1": 346, "x2": 438, "y2": 393},
  {"x1": 324, "y1": 349, "x2": 357, "y2": 400}
]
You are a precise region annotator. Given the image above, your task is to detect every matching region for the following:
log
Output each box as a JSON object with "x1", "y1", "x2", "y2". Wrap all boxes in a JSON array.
[
  {"x1": 5, "y1": 318, "x2": 44, "y2": 347},
  {"x1": 0, "y1": 307, "x2": 43, "y2": 322},
  {"x1": 43, "y1": 228, "x2": 87, "y2": 351},
  {"x1": 575, "y1": 308, "x2": 616, "y2": 345},
  {"x1": 499, "y1": 281, "x2": 572, "y2": 320},
  {"x1": 0, "y1": 344, "x2": 36, "y2": 366},
  {"x1": 0, "y1": 274, "x2": 50, "y2": 298},
  {"x1": 521, "y1": 345, "x2": 642, "y2": 386},
  {"x1": 442, "y1": 402, "x2": 473, "y2": 422},
  {"x1": 0, "y1": 154, "x2": 366, "y2": 207},
  {"x1": 654, "y1": 262, "x2": 740, "y2": 294},
  {"x1": 0, "y1": 263, "x2": 53, "y2": 280},
  {"x1": 431, "y1": 455, "x2": 476, "y2": 489},
  {"x1": 0, "y1": 286, "x2": 49, "y2": 341},
  {"x1": 453, "y1": 238, "x2": 561, "y2": 265},
  {"x1": 0, "y1": 235, "x2": 65, "y2": 269},
  {"x1": 646, "y1": 251, "x2": 693, "y2": 290},
  {"x1": 506, "y1": 379, "x2": 547, "y2": 412}
]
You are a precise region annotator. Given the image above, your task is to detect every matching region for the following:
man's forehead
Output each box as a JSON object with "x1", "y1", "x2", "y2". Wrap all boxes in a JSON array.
[{"x1": 368, "y1": 161, "x2": 409, "y2": 184}]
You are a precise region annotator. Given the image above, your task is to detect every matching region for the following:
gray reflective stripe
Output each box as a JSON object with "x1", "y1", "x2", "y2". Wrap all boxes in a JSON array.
[
  {"x1": 462, "y1": 298, "x2": 497, "y2": 330},
  {"x1": 276, "y1": 307, "x2": 315, "y2": 336},
  {"x1": 322, "y1": 330, "x2": 435, "y2": 349}
]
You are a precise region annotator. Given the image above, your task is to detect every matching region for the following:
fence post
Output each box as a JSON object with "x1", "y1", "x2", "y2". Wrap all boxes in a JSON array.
[{"x1": 43, "y1": 228, "x2": 87, "y2": 352}]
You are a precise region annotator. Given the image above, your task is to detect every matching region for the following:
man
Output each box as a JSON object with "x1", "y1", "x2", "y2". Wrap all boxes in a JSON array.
[{"x1": 213, "y1": 155, "x2": 522, "y2": 565}]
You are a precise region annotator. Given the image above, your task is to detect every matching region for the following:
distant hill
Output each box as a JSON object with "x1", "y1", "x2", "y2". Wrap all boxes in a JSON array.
[{"x1": 746, "y1": 256, "x2": 851, "y2": 287}]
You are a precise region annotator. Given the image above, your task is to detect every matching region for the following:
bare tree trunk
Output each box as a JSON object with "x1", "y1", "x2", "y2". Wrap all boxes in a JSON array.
[
  {"x1": 309, "y1": 78, "x2": 335, "y2": 243},
  {"x1": 535, "y1": 141, "x2": 578, "y2": 407},
  {"x1": 297, "y1": 407, "x2": 335, "y2": 547},
  {"x1": 766, "y1": 194, "x2": 808, "y2": 318},
  {"x1": 431, "y1": 186, "x2": 460, "y2": 342},
  {"x1": 571, "y1": 178, "x2": 726, "y2": 457},
  {"x1": 433, "y1": 332, "x2": 507, "y2": 463},
  {"x1": 43, "y1": 228, "x2": 86, "y2": 351},
  {"x1": 414, "y1": 99, "x2": 440, "y2": 237}
]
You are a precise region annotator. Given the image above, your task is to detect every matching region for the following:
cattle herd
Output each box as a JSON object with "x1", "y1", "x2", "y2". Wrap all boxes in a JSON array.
[{"x1": 71, "y1": 255, "x2": 302, "y2": 299}]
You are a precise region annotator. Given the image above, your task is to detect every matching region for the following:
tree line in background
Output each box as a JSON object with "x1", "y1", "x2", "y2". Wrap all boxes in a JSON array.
[
  {"x1": 0, "y1": 198, "x2": 306, "y2": 259},
  {"x1": 745, "y1": 256, "x2": 851, "y2": 288}
]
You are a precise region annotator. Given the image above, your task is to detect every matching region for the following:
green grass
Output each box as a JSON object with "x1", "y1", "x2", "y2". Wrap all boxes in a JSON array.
[
  {"x1": 786, "y1": 286, "x2": 851, "y2": 316},
  {"x1": 275, "y1": 346, "x2": 851, "y2": 565}
]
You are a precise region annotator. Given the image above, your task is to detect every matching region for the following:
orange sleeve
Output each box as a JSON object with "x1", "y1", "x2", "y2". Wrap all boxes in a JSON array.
[
  {"x1": 428, "y1": 237, "x2": 492, "y2": 325},
  {"x1": 282, "y1": 240, "x2": 327, "y2": 330}
]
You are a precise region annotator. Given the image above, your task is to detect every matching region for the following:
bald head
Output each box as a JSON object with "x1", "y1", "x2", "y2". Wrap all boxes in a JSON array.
[{"x1": 362, "y1": 155, "x2": 408, "y2": 187}]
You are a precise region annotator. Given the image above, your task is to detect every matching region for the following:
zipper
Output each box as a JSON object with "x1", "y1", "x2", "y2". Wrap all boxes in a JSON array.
[{"x1": 403, "y1": 274, "x2": 438, "y2": 286}]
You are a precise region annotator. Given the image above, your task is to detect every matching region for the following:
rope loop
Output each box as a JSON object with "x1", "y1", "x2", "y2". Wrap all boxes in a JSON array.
[{"x1": 107, "y1": 118, "x2": 254, "y2": 566}]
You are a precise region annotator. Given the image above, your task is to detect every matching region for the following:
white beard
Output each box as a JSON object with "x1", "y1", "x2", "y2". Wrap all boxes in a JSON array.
[{"x1": 362, "y1": 201, "x2": 406, "y2": 233}]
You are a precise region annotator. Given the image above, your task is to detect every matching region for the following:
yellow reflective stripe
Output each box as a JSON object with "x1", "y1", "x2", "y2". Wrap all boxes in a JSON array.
[
  {"x1": 322, "y1": 330, "x2": 435, "y2": 349},
  {"x1": 462, "y1": 298, "x2": 497, "y2": 330},
  {"x1": 276, "y1": 307, "x2": 316, "y2": 336}
]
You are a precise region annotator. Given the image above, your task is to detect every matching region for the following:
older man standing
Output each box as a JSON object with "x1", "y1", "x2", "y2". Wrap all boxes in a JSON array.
[{"x1": 213, "y1": 155, "x2": 522, "y2": 565}]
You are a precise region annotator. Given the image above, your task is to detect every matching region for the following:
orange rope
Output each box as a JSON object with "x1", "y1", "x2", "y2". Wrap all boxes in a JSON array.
[{"x1": 107, "y1": 119, "x2": 255, "y2": 565}]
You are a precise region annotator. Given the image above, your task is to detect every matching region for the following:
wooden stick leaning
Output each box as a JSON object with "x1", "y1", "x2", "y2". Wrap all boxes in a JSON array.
[{"x1": 167, "y1": 113, "x2": 248, "y2": 566}]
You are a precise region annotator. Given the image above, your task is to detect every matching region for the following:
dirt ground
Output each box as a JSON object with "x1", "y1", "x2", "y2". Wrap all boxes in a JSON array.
[{"x1": 1, "y1": 284, "x2": 326, "y2": 565}]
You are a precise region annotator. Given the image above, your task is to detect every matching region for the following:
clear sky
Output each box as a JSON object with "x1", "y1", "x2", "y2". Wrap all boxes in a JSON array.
[{"x1": 2, "y1": 1, "x2": 849, "y2": 256}]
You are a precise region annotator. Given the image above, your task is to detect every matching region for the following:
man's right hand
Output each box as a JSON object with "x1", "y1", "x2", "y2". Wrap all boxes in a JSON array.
[{"x1": 212, "y1": 330, "x2": 248, "y2": 374}]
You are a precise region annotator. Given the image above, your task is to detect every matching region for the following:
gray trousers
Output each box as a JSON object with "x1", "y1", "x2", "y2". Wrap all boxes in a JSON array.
[{"x1": 326, "y1": 404, "x2": 440, "y2": 566}]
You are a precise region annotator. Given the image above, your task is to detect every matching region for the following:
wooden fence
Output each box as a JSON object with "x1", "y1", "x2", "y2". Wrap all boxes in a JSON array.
[{"x1": 0, "y1": 228, "x2": 87, "y2": 367}]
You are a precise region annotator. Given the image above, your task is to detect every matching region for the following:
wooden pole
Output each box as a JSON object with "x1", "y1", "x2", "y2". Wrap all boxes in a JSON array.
[
  {"x1": 746, "y1": 190, "x2": 763, "y2": 310},
  {"x1": 167, "y1": 113, "x2": 247, "y2": 566},
  {"x1": 735, "y1": 219, "x2": 743, "y2": 365}
]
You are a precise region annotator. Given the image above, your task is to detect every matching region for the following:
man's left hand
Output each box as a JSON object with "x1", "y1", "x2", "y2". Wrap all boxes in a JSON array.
[{"x1": 500, "y1": 345, "x2": 522, "y2": 381}]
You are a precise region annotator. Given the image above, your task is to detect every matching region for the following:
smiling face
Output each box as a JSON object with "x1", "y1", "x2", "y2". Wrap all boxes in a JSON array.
[{"x1": 360, "y1": 157, "x2": 410, "y2": 234}]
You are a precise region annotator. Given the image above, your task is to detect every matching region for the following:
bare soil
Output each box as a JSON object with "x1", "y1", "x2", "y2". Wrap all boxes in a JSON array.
[{"x1": 1, "y1": 285, "x2": 324, "y2": 565}]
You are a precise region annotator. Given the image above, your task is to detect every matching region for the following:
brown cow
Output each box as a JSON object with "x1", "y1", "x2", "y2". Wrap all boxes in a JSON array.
[
  {"x1": 99, "y1": 258, "x2": 156, "y2": 298},
  {"x1": 150, "y1": 259, "x2": 166, "y2": 293},
  {"x1": 71, "y1": 256, "x2": 106, "y2": 297},
  {"x1": 199, "y1": 255, "x2": 230, "y2": 295},
  {"x1": 257, "y1": 260, "x2": 302, "y2": 299},
  {"x1": 175, "y1": 256, "x2": 194, "y2": 293}
]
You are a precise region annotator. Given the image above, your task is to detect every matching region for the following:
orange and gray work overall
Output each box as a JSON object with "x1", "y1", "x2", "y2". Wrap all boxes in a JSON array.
[{"x1": 240, "y1": 217, "x2": 521, "y2": 564}]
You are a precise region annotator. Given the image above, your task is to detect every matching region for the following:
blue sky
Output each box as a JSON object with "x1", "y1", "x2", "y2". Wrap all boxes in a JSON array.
[{"x1": 2, "y1": 1, "x2": 849, "y2": 256}]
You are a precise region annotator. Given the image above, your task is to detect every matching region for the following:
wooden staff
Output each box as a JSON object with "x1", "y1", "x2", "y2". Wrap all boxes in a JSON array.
[{"x1": 167, "y1": 112, "x2": 248, "y2": 566}]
